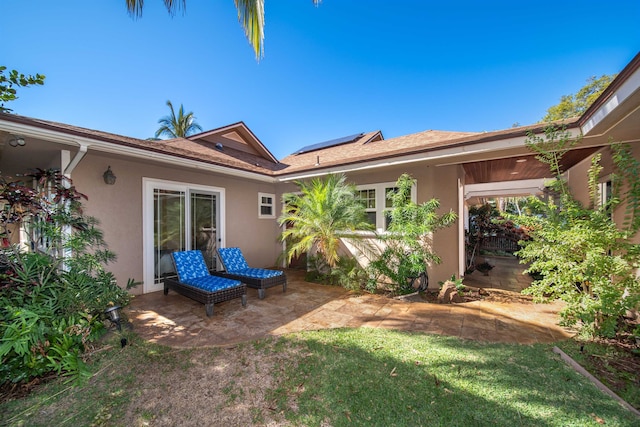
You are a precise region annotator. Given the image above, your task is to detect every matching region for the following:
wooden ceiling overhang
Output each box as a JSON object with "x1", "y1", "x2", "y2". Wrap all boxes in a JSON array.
[{"x1": 462, "y1": 147, "x2": 600, "y2": 185}]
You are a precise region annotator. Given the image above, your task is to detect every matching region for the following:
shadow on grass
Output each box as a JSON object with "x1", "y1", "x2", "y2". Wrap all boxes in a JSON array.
[{"x1": 273, "y1": 328, "x2": 638, "y2": 426}]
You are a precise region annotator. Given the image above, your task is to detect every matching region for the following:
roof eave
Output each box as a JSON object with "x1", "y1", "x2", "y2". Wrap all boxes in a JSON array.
[
  {"x1": 0, "y1": 116, "x2": 277, "y2": 183},
  {"x1": 276, "y1": 121, "x2": 581, "y2": 181}
]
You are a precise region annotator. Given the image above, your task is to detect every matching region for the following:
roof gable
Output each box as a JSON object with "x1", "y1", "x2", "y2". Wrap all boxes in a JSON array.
[{"x1": 188, "y1": 122, "x2": 278, "y2": 163}]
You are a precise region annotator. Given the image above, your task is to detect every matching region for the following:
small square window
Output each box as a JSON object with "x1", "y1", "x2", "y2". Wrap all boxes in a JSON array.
[{"x1": 258, "y1": 192, "x2": 276, "y2": 219}]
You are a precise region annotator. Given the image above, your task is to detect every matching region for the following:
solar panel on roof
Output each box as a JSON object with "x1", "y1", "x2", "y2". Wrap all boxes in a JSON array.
[{"x1": 292, "y1": 133, "x2": 364, "y2": 155}]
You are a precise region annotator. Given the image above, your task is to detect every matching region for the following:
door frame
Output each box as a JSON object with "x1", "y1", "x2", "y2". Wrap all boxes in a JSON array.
[{"x1": 142, "y1": 178, "x2": 226, "y2": 293}]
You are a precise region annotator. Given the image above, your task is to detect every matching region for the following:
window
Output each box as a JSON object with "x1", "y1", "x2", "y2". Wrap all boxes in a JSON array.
[
  {"x1": 357, "y1": 189, "x2": 377, "y2": 226},
  {"x1": 356, "y1": 182, "x2": 414, "y2": 231},
  {"x1": 599, "y1": 179, "x2": 613, "y2": 219},
  {"x1": 259, "y1": 192, "x2": 276, "y2": 219}
]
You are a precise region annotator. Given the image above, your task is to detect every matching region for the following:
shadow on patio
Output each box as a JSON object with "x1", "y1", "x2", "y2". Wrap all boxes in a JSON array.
[
  {"x1": 127, "y1": 269, "x2": 572, "y2": 349},
  {"x1": 463, "y1": 255, "x2": 533, "y2": 292}
]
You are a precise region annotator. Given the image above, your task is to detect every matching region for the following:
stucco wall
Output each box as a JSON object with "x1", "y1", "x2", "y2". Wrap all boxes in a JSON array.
[
  {"x1": 337, "y1": 164, "x2": 461, "y2": 287},
  {"x1": 566, "y1": 147, "x2": 615, "y2": 207},
  {"x1": 566, "y1": 142, "x2": 640, "y2": 245},
  {"x1": 72, "y1": 153, "x2": 280, "y2": 294},
  {"x1": 567, "y1": 146, "x2": 623, "y2": 229}
]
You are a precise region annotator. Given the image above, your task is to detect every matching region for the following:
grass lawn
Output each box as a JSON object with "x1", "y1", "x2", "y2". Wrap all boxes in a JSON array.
[
  {"x1": 556, "y1": 338, "x2": 640, "y2": 411},
  {"x1": 1, "y1": 328, "x2": 638, "y2": 426}
]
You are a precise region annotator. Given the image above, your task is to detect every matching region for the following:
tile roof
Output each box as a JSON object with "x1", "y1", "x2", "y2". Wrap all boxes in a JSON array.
[
  {"x1": 279, "y1": 129, "x2": 479, "y2": 173},
  {"x1": 277, "y1": 120, "x2": 580, "y2": 176},
  {"x1": 0, "y1": 113, "x2": 286, "y2": 175},
  {"x1": 1, "y1": 113, "x2": 579, "y2": 179}
]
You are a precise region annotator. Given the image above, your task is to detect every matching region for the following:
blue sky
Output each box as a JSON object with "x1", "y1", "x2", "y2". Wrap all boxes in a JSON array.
[{"x1": 3, "y1": 1, "x2": 639, "y2": 159}]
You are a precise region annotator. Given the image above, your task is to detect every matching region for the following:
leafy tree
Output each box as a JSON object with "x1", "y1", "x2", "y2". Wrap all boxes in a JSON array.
[
  {"x1": 0, "y1": 66, "x2": 45, "y2": 112},
  {"x1": 514, "y1": 127, "x2": 640, "y2": 338},
  {"x1": 124, "y1": 0, "x2": 322, "y2": 59},
  {"x1": 368, "y1": 174, "x2": 457, "y2": 294},
  {"x1": 542, "y1": 75, "x2": 616, "y2": 122},
  {"x1": 278, "y1": 173, "x2": 372, "y2": 269},
  {"x1": 155, "y1": 100, "x2": 203, "y2": 138}
]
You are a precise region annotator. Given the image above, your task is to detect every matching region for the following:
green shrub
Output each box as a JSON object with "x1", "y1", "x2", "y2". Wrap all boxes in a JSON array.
[
  {"x1": 515, "y1": 129, "x2": 640, "y2": 338},
  {"x1": 328, "y1": 256, "x2": 369, "y2": 291},
  {"x1": 368, "y1": 174, "x2": 456, "y2": 294},
  {"x1": 0, "y1": 170, "x2": 133, "y2": 385},
  {"x1": 303, "y1": 255, "x2": 368, "y2": 291}
]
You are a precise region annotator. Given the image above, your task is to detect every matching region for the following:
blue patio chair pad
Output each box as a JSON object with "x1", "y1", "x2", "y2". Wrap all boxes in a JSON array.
[
  {"x1": 172, "y1": 250, "x2": 211, "y2": 281},
  {"x1": 218, "y1": 247, "x2": 250, "y2": 271},
  {"x1": 183, "y1": 275, "x2": 243, "y2": 292},
  {"x1": 226, "y1": 267, "x2": 284, "y2": 279}
]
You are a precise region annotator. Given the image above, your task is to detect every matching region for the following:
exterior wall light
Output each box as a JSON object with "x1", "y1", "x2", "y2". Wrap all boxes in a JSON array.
[
  {"x1": 103, "y1": 166, "x2": 116, "y2": 185},
  {"x1": 8, "y1": 135, "x2": 25, "y2": 147}
]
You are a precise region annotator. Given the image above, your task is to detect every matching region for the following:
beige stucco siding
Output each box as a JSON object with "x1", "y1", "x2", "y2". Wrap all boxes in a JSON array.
[
  {"x1": 567, "y1": 147, "x2": 615, "y2": 208},
  {"x1": 73, "y1": 153, "x2": 280, "y2": 294},
  {"x1": 410, "y1": 164, "x2": 461, "y2": 286},
  {"x1": 341, "y1": 163, "x2": 461, "y2": 286},
  {"x1": 566, "y1": 142, "x2": 640, "y2": 245}
]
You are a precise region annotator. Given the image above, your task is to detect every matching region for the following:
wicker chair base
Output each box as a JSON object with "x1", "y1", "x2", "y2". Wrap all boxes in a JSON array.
[
  {"x1": 210, "y1": 271, "x2": 287, "y2": 299},
  {"x1": 164, "y1": 277, "x2": 247, "y2": 317}
]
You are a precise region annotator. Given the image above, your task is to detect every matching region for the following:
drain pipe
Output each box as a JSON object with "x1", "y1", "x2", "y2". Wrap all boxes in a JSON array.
[{"x1": 63, "y1": 143, "x2": 89, "y2": 176}]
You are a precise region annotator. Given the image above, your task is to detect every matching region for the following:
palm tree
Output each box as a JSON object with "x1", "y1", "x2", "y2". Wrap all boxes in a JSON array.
[
  {"x1": 155, "y1": 100, "x2": 203, "y2": 139},
  {"x1": 278, "y1": 173, "x2": 373, "y2": 269},
  {"x1": 125, "y1": 0, "x2": 321, "y2": 60}
]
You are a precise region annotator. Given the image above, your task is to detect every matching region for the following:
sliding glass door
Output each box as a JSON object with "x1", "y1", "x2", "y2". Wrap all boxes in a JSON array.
[
  {"x1": 191, "y1": 192, "x2": 217, "y2": 271},
  {"x1": 143, "y1": 179, "x2": 224, "y2": 293},
  {"x1": 153, "y1": 188, "x2": 186, "y2": 285}
]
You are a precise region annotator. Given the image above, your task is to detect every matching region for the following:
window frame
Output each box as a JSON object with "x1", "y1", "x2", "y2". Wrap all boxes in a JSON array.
[
  {"x1": 356, "y1": 181, "x2": 416, "y2": 232},
  {"x1": 258, "y1": 192, "x2": 276, "y2": 219},
  {"x1": 599, "y1": 177, "x2": 613, "y2": 219}
]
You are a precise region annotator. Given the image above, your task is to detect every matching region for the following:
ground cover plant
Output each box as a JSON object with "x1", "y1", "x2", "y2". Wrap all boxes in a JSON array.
[{"x1": 1, "y1": 328, "x2": 638, "y2": 426}]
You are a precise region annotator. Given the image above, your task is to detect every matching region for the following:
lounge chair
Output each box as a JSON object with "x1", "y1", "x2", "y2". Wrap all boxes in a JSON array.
[
  {"x1": 164, "y1": 250, "x2": 247, "y2": 317},
  {"x1": 213, "y1": 247, "x2": 287, "y2": 299}
]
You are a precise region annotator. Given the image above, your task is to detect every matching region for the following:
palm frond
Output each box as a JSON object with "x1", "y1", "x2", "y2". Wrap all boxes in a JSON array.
[
  {"x1": 234, "y1": 0, "x2": 265, "y2": 59},
  {"x1": 155, "y1": 99, "x2": 201, "y2": 138},
  {"x1": 126, "y1": 0, "x2": 185, "y2": 17}
]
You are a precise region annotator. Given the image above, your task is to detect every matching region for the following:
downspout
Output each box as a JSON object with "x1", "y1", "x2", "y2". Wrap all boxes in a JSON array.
[
  {"x1": 63, "y1": 143, "x2": 89, "y2": 176},
  {"x1": 458, "y1": 177, "x2": 465, "y2": 279},
  {"x1": 60, "y1": 143, "x2": 88, "y2": 268}
]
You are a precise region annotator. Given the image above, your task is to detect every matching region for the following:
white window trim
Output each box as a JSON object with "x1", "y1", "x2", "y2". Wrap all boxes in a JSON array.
[
  {"x1": 598, "y1": 177, "x2": 612, "y2": 206},
  {"x1": 599, "y1": 176, "x2": 613, "y2": 219},
  {"x1": 258, "y1": 192, "x2": 276, "y2": 219},
  {"x1": 356, "y1": 181, "x2": 417, "y2": 232}
]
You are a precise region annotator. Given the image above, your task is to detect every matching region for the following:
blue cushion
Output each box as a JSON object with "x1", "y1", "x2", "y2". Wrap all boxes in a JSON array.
[
  {"x1": 218, "y1": 247, "x2": 250, "y2": 272},
  {"x1": 218, "y1": 248, "x2": 283, "y2": 278},
  {"x1": 184, "y1": 275, "x2": 242, "y2": 292},
  {"x1": 172, "y1": 250, "x2": 210, "y2": 281},
  {"x1": 232, "y1": 268, "x2": 283, "y2": 279}
]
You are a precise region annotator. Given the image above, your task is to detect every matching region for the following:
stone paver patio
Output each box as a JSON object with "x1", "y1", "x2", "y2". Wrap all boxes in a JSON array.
[{"x1": 127, "y1": 263, "x2": 572, "y2": 348}]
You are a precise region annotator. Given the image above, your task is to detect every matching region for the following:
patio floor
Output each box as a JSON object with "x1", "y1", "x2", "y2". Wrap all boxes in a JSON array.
[
  {"x1": 462, "y1": 255, "x2": 533, "y2": 292},
  {"x1": 127, "y1": 264, "x2": 571, "y2": 349}
]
